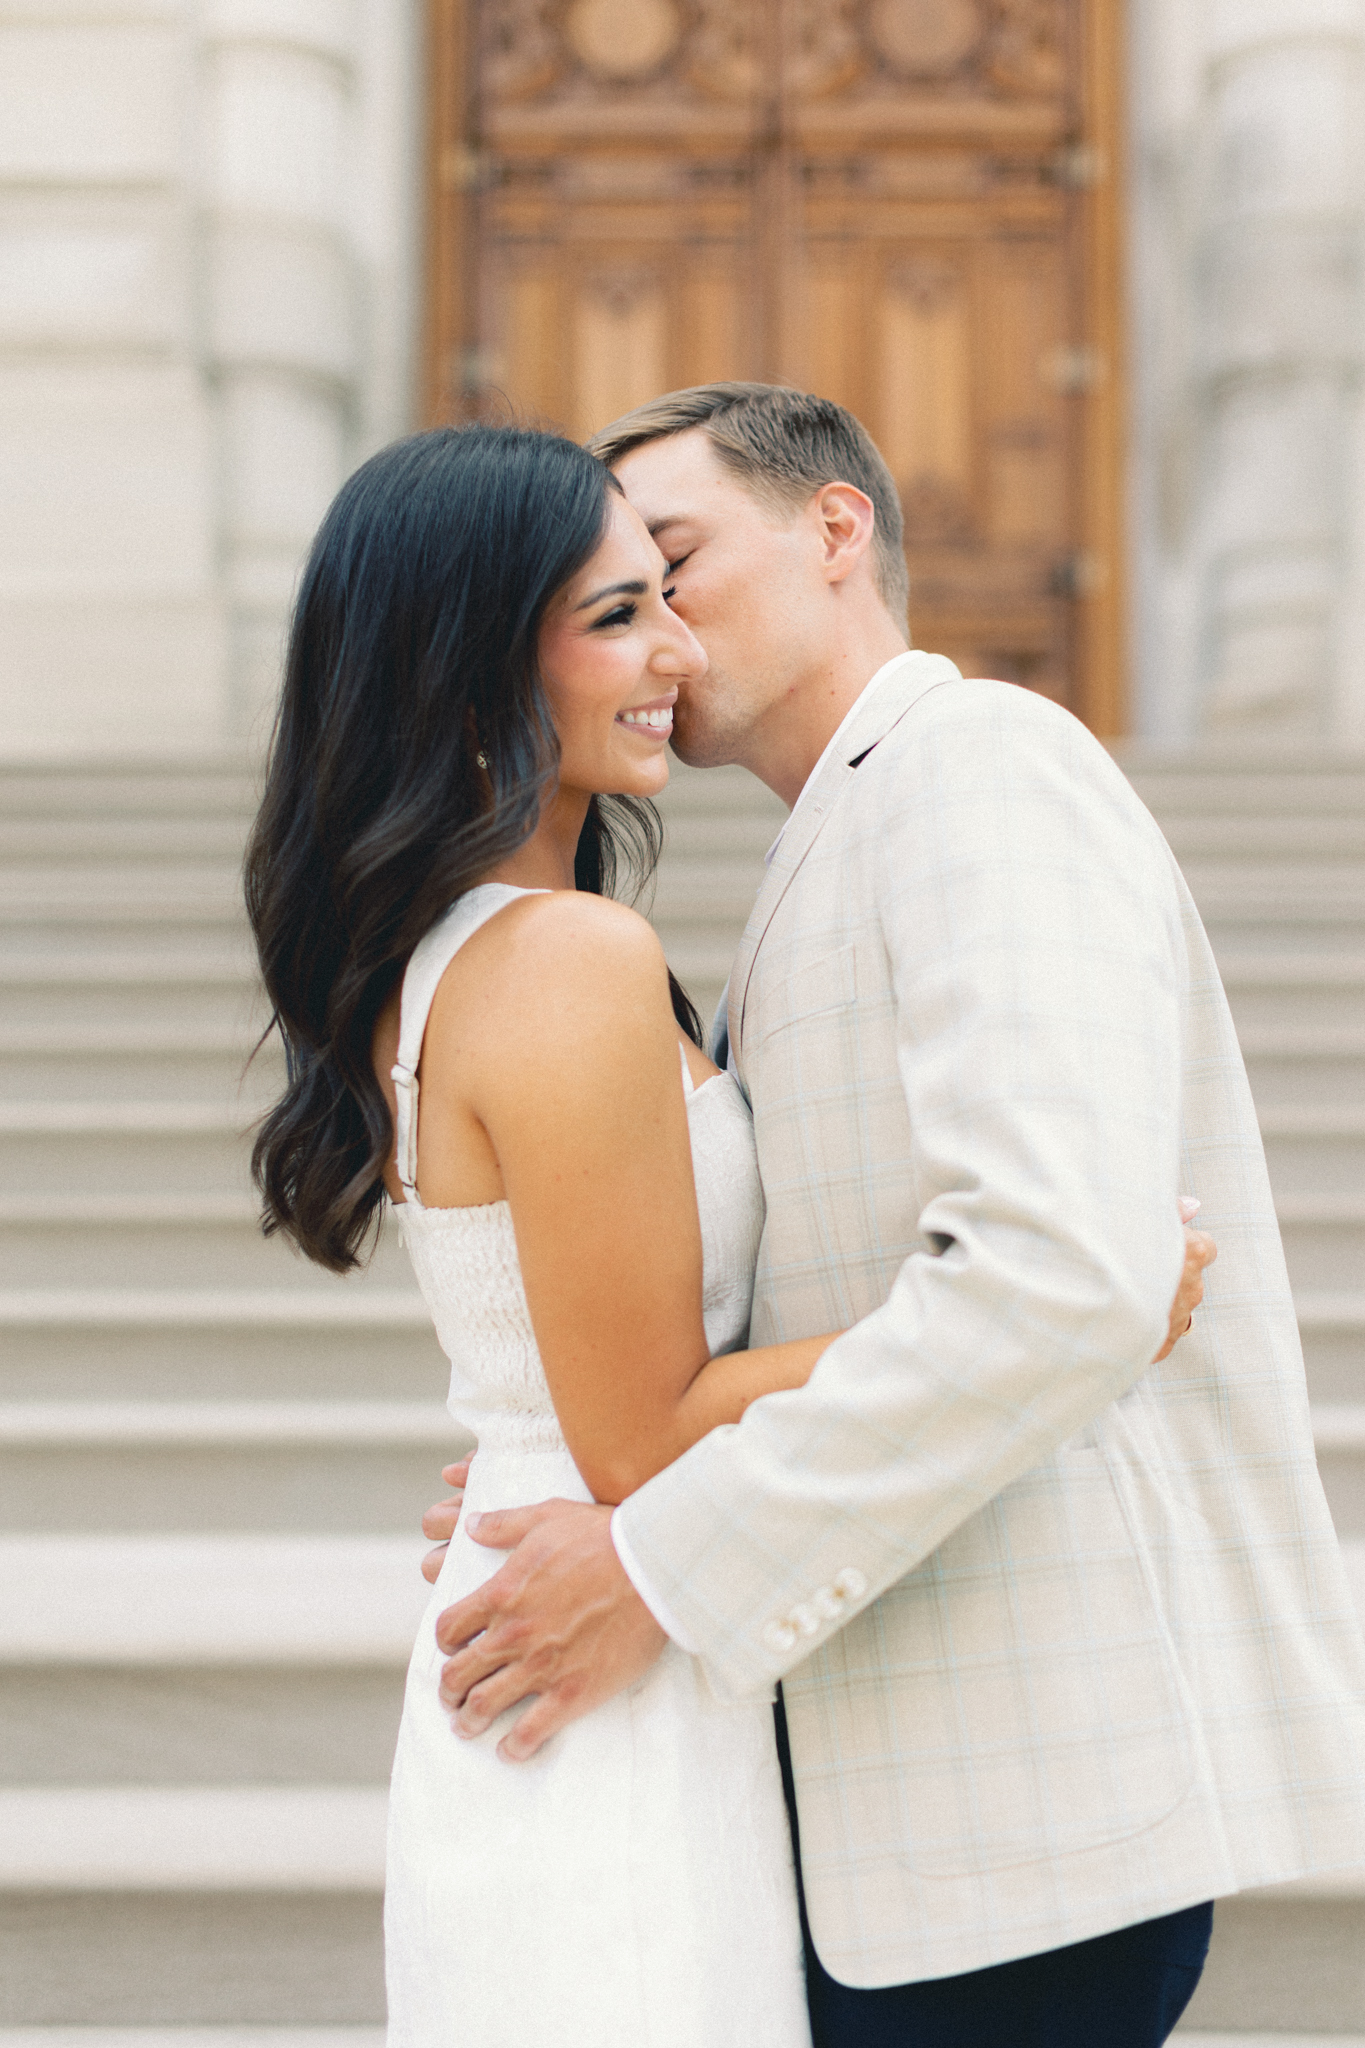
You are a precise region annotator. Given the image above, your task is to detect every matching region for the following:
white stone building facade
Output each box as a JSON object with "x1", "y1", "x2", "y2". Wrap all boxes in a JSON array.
[
  {"x1": 4, "y1": 0, "x2": 1365, "y2": 757},
  {"x1": 0, "y1": 0, "x2": 420, "y2": 758}
]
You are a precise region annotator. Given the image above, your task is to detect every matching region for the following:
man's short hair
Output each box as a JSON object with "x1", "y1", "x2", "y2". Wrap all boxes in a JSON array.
[{"x1": 587, "y1": 382, "x2": 909, "y2": 631}]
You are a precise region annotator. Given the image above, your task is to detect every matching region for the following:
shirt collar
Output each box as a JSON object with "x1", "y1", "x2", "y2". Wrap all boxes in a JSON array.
[{"x1": 763, "y1": 649, "x2": 917, "y2": 868}]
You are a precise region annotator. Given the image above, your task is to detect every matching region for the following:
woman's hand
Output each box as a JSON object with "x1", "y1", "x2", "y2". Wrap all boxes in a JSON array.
[
  {"x1": 1155, "y1": 1222, "x2": 1217, "y2": 1363},
  {"x1": 420, "y1": 1458, "x2": 472, "y2": 1585}
]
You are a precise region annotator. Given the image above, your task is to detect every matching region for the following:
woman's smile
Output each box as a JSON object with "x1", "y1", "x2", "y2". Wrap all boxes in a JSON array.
[{"x1": 616, "y1": 692, "x2": 676, "y2": 736}]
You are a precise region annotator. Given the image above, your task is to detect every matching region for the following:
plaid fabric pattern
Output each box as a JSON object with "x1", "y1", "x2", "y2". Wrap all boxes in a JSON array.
[{"x1": 615, "y1": 660, "x2": 1365, "y2": 1985}]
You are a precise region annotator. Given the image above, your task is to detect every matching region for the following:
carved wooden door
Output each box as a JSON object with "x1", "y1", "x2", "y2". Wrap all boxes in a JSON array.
[{"x1": 426, "y1": 0, "x2": 1124, "y2": 729}]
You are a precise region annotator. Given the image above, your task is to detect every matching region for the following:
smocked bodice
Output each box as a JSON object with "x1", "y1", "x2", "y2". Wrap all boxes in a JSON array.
[{"x1": 391, "y1": 887, "x2": 764, "y2": 1461}]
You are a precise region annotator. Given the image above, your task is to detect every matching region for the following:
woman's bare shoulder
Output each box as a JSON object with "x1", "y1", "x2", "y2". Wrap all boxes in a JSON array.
[
  {"x1": 468, "y1": 888, "x2": 664, "y2": 989},
  {"x1": 429, "y1": 889, "x2": 671, "y2": 1068}
]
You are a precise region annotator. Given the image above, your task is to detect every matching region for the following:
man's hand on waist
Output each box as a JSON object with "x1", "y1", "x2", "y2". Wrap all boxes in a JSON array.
[{"x1": 435, "y1": 1498, "x2": 667, "y2": 1761}]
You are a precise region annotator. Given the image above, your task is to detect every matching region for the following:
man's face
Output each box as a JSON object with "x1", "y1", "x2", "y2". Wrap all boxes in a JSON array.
[{"x1": 612, "y1": 429, "x2": 816, "y2": 769}]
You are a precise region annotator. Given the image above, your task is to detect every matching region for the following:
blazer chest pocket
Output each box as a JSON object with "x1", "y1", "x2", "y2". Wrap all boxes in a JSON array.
[{"x1": 758, "y1": 943, "x2": 857, "y2": 1043}]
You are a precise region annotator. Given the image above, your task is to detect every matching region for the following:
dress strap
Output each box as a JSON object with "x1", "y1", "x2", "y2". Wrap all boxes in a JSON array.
[{"x1": 391, "y1": 884, "x2": 546, "y2": 1201}]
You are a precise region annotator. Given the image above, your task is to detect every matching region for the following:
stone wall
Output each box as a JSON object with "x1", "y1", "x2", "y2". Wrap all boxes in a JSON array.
[{"x1": 0, "y1": 0, "x2": 419, "y2": 759}]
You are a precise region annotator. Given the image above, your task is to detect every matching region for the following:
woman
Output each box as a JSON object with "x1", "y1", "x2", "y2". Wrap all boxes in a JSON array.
[{"x1": 245, "y1": 425, "x2": 1210, "y2": 2046}]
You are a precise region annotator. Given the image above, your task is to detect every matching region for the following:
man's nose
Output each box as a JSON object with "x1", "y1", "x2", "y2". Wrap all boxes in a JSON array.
[{"x1": 655, "y1": 616, "x2": 707, "y2": 677}]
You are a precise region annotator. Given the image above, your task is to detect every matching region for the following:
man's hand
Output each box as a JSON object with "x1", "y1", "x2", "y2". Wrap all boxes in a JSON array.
[
  {"x1": 1155, "y1": 1223, "x2": 1217, "y2": 1363},
  {"x1": 434, "y1": 1498, "x2": 667, "y2": 1762}
]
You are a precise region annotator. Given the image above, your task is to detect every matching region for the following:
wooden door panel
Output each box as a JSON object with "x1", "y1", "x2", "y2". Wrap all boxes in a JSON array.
[
  {"x1": 427, "y1": 0, "x2": 1124, "y2": 729},
  {"x1": 570, "y1": 267, "x2": 669, "y2": 440},
  {"x1": 877, "y1": 252, "x2": 976, "y2": 542}
]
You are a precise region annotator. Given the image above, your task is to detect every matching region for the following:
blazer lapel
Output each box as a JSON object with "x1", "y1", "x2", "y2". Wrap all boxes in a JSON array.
[{"x1": 728, "y1": 652, "x2": 960, "y2": 1064}]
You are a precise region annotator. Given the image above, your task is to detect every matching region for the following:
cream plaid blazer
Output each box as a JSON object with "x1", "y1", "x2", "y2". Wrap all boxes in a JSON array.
[{"x1": 616, "y1": 656, "x2": 1365, "y2": 1986}]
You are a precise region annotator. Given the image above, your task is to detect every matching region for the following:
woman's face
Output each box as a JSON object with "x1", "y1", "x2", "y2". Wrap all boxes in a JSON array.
[{"x1": 538, "y1": 490, "x2": 706, "y2": 802}]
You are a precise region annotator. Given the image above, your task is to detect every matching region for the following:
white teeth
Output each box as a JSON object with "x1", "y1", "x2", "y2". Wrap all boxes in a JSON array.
[{"x1": 620, "y1": 707, "x2": 672, "y2": 728}]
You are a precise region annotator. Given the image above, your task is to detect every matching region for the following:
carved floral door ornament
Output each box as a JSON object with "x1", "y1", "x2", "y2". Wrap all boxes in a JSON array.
[{"x1": 426, "y1": 0, "x2": 1124, "y2": 730}]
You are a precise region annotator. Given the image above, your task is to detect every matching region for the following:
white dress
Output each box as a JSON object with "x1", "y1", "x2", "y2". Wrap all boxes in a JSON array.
[{"x1": 383, "y1": 884, "x2": 811, "y2": 2048}]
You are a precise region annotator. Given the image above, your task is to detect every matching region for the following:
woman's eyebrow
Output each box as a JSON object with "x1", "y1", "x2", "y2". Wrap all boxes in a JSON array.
[{"x1": 573, "y1": 578, "x2": 649, "y2": 611}]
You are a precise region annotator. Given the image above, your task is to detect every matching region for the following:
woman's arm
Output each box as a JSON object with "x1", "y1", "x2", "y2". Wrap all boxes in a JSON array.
[
  {"x1": 417, "y1": 890, "x2": 833, "y2": 1504},
  {"x1": 415, "y1": 891, "x2": 1218, "y2": 1510}
]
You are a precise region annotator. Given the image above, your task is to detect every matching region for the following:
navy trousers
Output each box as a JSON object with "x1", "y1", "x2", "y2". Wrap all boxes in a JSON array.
[{"x1": 774, "y1": 1693, "x2": 1213, "y2": 2048}]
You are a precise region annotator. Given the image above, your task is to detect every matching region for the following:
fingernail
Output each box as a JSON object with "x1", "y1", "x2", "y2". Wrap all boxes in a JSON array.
[
  {"x1": 1179, "y1": 1196, "x2": 1201, "y2": 1221},
  {"x1": 465, "y1": 1511, "x2": 482, "y2": 1534}
]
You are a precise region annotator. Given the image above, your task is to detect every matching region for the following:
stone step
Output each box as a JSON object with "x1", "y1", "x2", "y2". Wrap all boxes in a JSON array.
[
  {"x1": 1162, "y1": 816, "x2": 1365, "y2": 857},
  {"x1": 1219, "y1": 953, "x2": 1365, "y2": 1032},
  {"x1": 1, "y1": 916, "x2": 251, "y2": 958},
  {"x1": 1276, "y1": 1200, "x2": 1365, "y2": 1295},
  {"x1": 0, "y1": 2035, "x2": 384, "y2": 2048},
  {"x1": 1298, "y1": 1293, "x2": 1365, "y2": 1402},
  {"x1": 0, "y1": 1104, "x2": 261, "y2": 1195},
  {"x1": 0, "y1": 765, "x2": 257, "y2": 814},
  {"x1": 0, "y1": 1200, "x2": 418, "y2": 1293},
  {"x1": 1178, "y1": 1875, "x2": 1365, "y2": 2036},
  {"x1": 1309, "y1": 1404, "x2": 1365, "y2": 1538},
  {"x1": 0, "y1": 1786, "x2": 387, "y2": 1892},
  {"x1": 1118, "y1": 760, "x2": 1365, "y2": 813},
  {"x1": 0, "y1": 966, "x2": 263, "y2": 1035},
  {"x1": 0, "y1": 1302, "x2": 446, "y2": 1404},
  {"x1": 0, "y1": 1891, "x2": 386, "y2": 2026},
  {"x1": 0, "y1": 1894, "x2": 385, "y2": 2026},
  {"x1": 0, "y1": 1533, "x2": 428, "y2": 1664},
  {"x1": 0, "y1": 946, "x2": 255, "y2": 980},
  {"x1": 0, "y1": 874, "x2": 242, "y2": 918},
  {"x1": 1259, "y1": 1111, "x2": 1365, "y2": 1199},
  {"x1": 1239, "y1": 1029, "x2": 1365, "y2": 1112},
  {"x1": 3, "y1": 1665, "x2": 405, "y2": 1787},
  {"x1": 0, "y1": 1287, "x2": 430, "y2": 1338},
  {"x1": 0, "y1": 817, "x2": 254, "y2": 865},
  {"x1": 0, "y1": 2033, "x2": 384, "y2": 2047},
  {"x1": 0, "y1": 1029, "x2": 279, "y2": 1105},
  {"x1": 0, "y1": 1401, "x2": 466, "y2": 1534},
  {"x1": 1200, "y1": 914, "x2": 1365, "y2": 956}
]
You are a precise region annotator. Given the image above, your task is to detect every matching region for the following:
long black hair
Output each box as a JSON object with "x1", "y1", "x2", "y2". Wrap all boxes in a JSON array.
[{"x1": 245, "y1": 424, "x2": 701, "y2": 1274}]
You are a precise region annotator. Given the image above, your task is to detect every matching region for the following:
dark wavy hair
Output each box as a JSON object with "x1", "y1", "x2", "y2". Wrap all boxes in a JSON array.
[{"x1": 245, "y1": 424, "x2": 701, "y2": 1274}]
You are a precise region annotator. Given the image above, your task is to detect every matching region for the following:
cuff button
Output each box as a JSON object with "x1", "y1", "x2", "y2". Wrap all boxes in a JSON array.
[
  {"x1": 833, "y1": 1567, "x2": 868, "y2": 1600},
  {"x1": 763, "y1": 1620, "x2": 798, "y2": 1654}
]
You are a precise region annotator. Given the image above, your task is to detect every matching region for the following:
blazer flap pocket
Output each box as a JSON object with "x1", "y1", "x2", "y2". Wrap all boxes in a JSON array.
[{"x1": 760, "y1": 943, "x2": 857, "y2": 1042}]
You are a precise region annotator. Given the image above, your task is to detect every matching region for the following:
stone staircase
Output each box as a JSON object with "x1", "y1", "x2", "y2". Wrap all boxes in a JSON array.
[
  {"x1": 0, "y1": 765, "x2": 455, "y2": 2029},
  {"x1": 0, "y1": 749, "x2": 1360, "y2": 2041}
]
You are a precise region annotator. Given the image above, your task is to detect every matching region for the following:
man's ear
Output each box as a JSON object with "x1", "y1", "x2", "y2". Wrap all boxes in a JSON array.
[{"x1": 813, "y1": 481, "x2": 876, "y2": 588}]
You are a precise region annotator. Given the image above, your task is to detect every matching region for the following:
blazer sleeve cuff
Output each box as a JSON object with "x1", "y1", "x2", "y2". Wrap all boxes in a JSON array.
[
  {"x1": 610, "y1": 1505, "x2": 703, "y2": 1655},
  {"x1": 612, "y1": 1433, "x2": 860, "y2": 1700}
]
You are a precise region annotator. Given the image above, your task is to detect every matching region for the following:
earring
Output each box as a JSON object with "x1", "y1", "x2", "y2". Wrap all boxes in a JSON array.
[{"x1": 476, "y1": 751, "x2": 488, "y2": 769}]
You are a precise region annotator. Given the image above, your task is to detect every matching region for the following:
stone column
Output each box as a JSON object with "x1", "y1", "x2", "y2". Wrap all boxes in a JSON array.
[
  {"x1": 0, "y1": 0, "x2": 228, "y2": 756},
  {"x1": 201, "y1": 0, "x2": 362, "y2": 742},
  {"x1": 1132, "y1": 0, "x2": 1365, "y2": 745},
  {"x1": 1198, "y1": 0, "x2": 1365, "y2": 740}
]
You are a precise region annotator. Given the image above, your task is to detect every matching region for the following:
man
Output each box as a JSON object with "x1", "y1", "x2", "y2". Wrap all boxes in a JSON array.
[{"x1": 421, "y1": 385, "x2": 1365, "y2": 2045}]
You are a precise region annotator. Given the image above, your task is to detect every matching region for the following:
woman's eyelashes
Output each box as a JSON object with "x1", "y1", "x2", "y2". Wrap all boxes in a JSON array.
[
  {"x1": 592, "y1": 601, "x2": 638, "y2": 630},
  {"x1": 593, "y1": 582, "x2": 675, "y2": 627}
]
